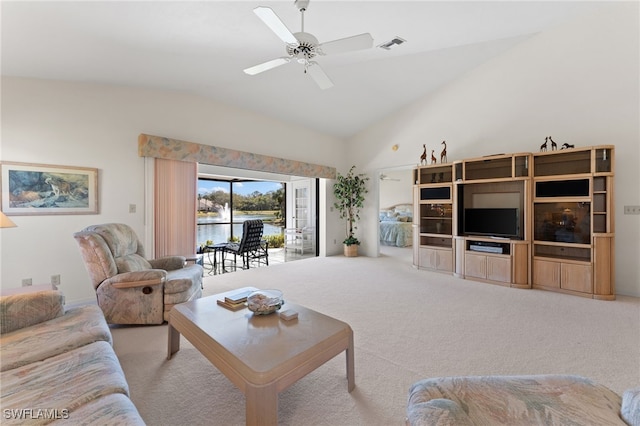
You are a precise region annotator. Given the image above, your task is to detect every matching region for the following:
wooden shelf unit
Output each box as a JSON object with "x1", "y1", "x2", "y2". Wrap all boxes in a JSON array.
[
  {"x1": 413, "y1": 163, "x2": 455, "y2": 274},
  {"x1": 413, "y1": 146, "x2": 615, "y2": 299},
  {"x1": 532, "y1": 145, "x2": 614, "y2": 299}
]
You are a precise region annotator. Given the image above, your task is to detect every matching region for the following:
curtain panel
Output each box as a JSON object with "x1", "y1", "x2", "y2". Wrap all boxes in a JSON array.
[{"x1": 154, "y1": 158, "x2": 197, "y2": 257}]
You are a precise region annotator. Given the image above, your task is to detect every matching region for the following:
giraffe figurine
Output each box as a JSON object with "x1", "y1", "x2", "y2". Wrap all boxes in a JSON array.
[
  {"x1": 540, "y1": 137, "x2": 548, "y2": 152},
  {"x1": 549, "y1": 136, "x2": 557, "y2": 151},
  {"x1": 420, "y1": 144, "x2": 427, "y2": 165},
  {"x1": 431, "y1": 150, "x2": 437, "y2": 164},
  {"x1": 440, "y1": 140, "x2": 447, "y2": 163}
]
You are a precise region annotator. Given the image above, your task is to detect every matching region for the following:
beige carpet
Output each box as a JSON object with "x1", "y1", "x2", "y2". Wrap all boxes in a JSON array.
[{"x1": 111, "y1": 251, "x2": 640, "y2": 425}]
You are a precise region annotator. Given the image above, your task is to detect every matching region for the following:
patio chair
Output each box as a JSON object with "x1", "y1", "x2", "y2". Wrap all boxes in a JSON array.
[{"x1": 222, "y1": 220, "x2": 269, "y2": 271}]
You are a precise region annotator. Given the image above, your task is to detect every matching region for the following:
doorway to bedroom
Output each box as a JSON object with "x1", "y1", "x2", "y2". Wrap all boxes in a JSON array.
[{"x1": 378, "y1": 167, "x2": 414, "y2": 265}]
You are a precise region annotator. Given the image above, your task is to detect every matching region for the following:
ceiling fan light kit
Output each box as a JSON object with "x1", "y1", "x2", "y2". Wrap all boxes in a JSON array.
[
  {"x1": 378, "y1": 37, "x2": 406, "y2": 50},
  {"x1": 243, "y1": 0, "x2": 374, "y2": 89}
]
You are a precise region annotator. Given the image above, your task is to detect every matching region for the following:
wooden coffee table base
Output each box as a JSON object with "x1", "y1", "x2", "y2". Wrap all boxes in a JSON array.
[{"x1": 167, "y1": 287, "x2": 354, "y2": 426}]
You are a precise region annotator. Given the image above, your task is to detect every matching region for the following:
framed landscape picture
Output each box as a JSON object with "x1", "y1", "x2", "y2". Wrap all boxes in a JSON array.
[{"x1": 1, "y1": 162, "x2": 98, "y2": 215}]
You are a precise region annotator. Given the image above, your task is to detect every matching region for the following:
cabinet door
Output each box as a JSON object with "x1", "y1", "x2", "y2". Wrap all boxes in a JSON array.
[
  {"x1": 436, "y1": 250, "x2": 453, "y2": 272},
  {"x1": 533, "y1": 259, "x2": 560, "y2": 288},
  {"x1": 465, "y1": 253, "x2": 487, "y2": 279},
  {"x1": 419, "y1": 248, "x2": 453, "y2": 272},
  {"x1": 561, "y1": 263, "x2": 593, "y2": 293},
  {"x1": 487, "y1": 256, "x2": 511, "y2": 283},
  {"x1": 419, "y1": 248, "x2": 437, "y2": 269},
  {"x1": 593, "y1": 236, "x2": 613, "y2": 296}
]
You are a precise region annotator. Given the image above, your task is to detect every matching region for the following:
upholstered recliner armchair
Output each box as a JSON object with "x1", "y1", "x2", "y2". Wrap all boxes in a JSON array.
[{"x1": 74, "y1": 223, "x2": 203, "y2": 325}]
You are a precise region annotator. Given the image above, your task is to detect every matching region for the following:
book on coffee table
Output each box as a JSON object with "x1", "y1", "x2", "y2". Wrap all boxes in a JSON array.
[
  {"x1": 217, "y1": 299, "x2": 246, "y2": 311},
  {"x1": 225, "y1": 290, "x2": 253, "y2": 304}
]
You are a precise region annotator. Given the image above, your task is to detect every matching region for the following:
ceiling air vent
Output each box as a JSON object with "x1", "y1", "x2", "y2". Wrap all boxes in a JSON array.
[{"x1": 378, "y1": 37, "x2": 406, "y2": 50}]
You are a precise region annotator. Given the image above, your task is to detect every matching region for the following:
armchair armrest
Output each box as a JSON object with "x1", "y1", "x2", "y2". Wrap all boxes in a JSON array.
[
  {"x1": 97, "y1": 270, "x2": 166, "y2": 325},
  {"x1": 102, "y1": 270, "x2": 166, "y2": 289},
  {"x1": 148, "y1": 256, "x2": 186, "y2": 271}
]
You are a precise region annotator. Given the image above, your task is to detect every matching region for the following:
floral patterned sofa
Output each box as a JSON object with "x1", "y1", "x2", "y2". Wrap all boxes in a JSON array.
[
  {"x1": 0, "y1": 288, "x2": 145, "y2": 425},
  {"x1": 407, "y1": 375, "x2": 640, "y2": 426}
]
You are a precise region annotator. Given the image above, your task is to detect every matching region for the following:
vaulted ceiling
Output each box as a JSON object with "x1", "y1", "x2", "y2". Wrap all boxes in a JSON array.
[{"x1": 1, "y1": 1, "x2": 604, "y2": 138}]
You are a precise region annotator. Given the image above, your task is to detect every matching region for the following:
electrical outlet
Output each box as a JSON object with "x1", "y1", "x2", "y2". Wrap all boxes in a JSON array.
[
  {"x1": 624, "y1": 205, "x2": 640, "y2": 215},
  {"x1": 129, "y1": 204, "x2": 136, "y2": 213},
  {"x1": 21, "y1": 278, "x2": 32, "y2": 287},
  {"x1": 51, "y1": 274, "x2": 61, "y2": 286}
]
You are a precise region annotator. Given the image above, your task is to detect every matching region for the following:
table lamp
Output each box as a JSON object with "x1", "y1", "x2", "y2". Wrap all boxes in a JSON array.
[{"x1": 0, "y1": 212, "x2": 17, "y2": 228}]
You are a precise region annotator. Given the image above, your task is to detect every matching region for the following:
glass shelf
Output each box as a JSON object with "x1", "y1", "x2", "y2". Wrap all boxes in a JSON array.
[
  {"x1": 417, "y1": 165, "x2": 452, "y2": 184},
  {"x1": 534, "y1": 243, "x2": 591, "y2": 262},
  {"x1": 534, "y1": 202, "x2": 591, "y2": 244},
  {"x1": 595, "y1": 148, "x2": 612, "y2": 173},
  {"x1": 534, "y1": 149, "x2": 591, "y2": 176},
  {"x1": 420, "y1": 236, "x2": 452, "y2": 248},
  {"x1": 465, "y1": 157, "x2": 513, "y2": 180},
  {"x1": 419, "y1": 204, "x2": 452, "y2": 235}
]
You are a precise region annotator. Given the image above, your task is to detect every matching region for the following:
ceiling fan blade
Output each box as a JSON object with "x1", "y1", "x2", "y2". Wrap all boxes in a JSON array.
[
  {"x1": 318, "y1": 33, "x2": 374, "y2": 56},
  {"x1": 306, "y1": 61, "x2": 333, "y2": 90},
  {"x1": 253, "y1": 7, "x2": 298, "y2": 45},
  {"x1": 244, "y1": 57, "x2": 291, "y2": 75}
]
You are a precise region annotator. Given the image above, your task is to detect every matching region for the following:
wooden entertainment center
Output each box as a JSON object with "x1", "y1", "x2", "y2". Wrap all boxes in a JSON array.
[{"x1": 413, "y1": 145, "x2": 615, "y2": 299}]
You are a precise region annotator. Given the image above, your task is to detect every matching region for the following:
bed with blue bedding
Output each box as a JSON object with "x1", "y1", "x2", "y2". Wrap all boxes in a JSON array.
[{"x1": 379, "y1": 204, "x2": 413, "y2": 247}]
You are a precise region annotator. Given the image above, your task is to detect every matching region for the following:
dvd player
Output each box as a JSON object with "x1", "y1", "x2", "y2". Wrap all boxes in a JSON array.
[{"x1": 469, "y1": 242, "x2": 504, "y2": 254}]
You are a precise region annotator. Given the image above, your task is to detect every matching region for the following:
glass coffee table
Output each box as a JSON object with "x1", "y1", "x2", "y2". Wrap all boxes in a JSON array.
[{"x1": 167, "y1": 287, "x2": 355, "y2": 425}]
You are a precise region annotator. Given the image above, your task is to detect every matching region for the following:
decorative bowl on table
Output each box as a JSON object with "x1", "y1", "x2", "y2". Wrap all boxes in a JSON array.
[{"x1": 247, "y1": 289, "x2": 284, "y2": 315}]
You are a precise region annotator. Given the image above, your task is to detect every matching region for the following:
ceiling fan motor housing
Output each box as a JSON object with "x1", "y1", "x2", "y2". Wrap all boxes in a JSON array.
[
  {"x1": 294, "y1": 0, "x2": 310, "y2": 12},
  {"x1": 287, "y1": 32, "x2": 319, "y2": 61}
]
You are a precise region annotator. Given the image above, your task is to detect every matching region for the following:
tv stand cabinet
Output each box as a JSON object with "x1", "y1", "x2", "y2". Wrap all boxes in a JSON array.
[
  {"x1": 413, "y1": 146, "x2": 615, "y2": 299},
  {"x1": 458, "y1": 237, "x2": 529, "y2": 287}
]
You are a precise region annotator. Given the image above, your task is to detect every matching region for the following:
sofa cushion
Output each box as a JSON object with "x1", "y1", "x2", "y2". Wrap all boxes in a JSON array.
[
  {"x1": 56, "y1": 393, "x2": 145, "y2": 426},
  {"x1": 0, "y1": 305, "x2": 111, "y2": 372},
  {"x1": 0, "y1": 290, "x2": 64, "y2": 334},
  {"x1": 1, "y1": 341, "x2": 130, "y2": 425},
  {"x1": 621, "y1": 386, "x2": 640, "y2": 426},
  {"x1": 407, "y1": 375, "x2": 625, "y2": 426},
  {"x1": 407, "y1": 398, "x2": 474, "y2": 426}
]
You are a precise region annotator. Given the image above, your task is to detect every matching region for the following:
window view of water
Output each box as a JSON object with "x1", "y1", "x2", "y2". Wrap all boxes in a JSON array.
[
  {"x1": 196, "y1": 178, "x2": 285, "y2": 247},
  {"x1": 197, "y1": 213, "x2": 283, "y2": 245}
]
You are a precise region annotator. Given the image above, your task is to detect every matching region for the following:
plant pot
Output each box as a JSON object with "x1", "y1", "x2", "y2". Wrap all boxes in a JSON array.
[{"x1": 344, "y1": 244, "x2": 358, "y2": 257}]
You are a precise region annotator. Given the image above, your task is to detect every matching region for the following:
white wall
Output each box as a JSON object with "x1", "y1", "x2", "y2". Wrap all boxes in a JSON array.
[
  {"x1": 379, "y1": 168, "x2": 414, "y2": 209},
  {"x1": 1, "y1": 78, "x2": 346, "y2": 304},
  {"x1": 348, "y1": 3, "x2": 640, "y2": 296}
]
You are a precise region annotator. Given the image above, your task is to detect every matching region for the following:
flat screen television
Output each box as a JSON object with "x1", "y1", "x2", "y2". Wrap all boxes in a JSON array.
[{"x1": 463, "y1": 208, "x2": 520, "y2": 239}]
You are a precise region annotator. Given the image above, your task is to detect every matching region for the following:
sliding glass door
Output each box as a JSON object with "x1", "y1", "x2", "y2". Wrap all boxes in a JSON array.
[{"x1": 197, "y1": 178, "x2": 285, "y2": 249}]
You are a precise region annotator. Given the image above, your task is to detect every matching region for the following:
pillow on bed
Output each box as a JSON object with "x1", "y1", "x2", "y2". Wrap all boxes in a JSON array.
[{"x1": 394, "y1": 204, "x2": 413, "y2": 214}]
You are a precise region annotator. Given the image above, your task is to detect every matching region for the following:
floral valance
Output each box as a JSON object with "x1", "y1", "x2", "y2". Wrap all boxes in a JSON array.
[{"x1": 138, "y1": 134, "x2": 336, "y2": 179}]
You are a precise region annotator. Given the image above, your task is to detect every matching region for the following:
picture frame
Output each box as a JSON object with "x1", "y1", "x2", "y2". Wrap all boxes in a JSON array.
[{"x1": 1, "y1": 162, "x2": 98, "y2": 215}]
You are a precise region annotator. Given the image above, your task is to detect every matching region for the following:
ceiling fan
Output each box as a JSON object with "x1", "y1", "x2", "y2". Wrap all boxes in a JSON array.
[
  {"x1": 243, "y1": 0, "x2": 374, "y2": 89},
  {"x1": 380, "y1": 174, "x2": 400, "y2": 181}
]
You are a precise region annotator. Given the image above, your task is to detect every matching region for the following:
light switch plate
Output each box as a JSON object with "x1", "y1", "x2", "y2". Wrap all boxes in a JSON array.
[{"x1": 624, "y1": 205, "x2": 640, "y2": 215}]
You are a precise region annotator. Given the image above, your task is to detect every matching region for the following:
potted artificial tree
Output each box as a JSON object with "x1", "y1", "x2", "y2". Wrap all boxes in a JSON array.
[{"x1": 333, "y1": 165, "x2": 369, "y2": 257}]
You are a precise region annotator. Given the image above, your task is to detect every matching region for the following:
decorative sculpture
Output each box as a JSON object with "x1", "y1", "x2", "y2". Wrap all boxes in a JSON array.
[
  {"x1": 431, "y1": 150, "x2": 437, "y2": 164},
  {"x1": 561, "y1": 143, "x2": 575, "y2": 150},
  {"x1": 440, "y1": 141, "x2": 447, "y2": 163},
  {"x1": 420, "y1": 144, "x2": 427, "y2": 165},
  {"x1": 540, "y1": 137, "x2": 548, "y2": 152},
  {"x1": 549, "y1": 136, "x2": 558, "y2": 151}
]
